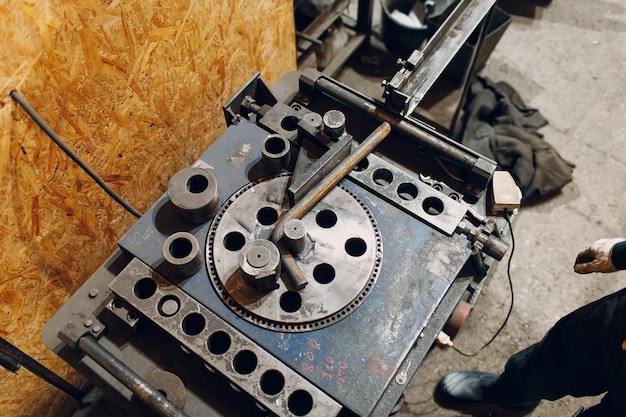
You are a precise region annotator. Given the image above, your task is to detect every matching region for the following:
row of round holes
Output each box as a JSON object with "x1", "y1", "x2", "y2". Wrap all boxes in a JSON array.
[
  {"x1": 129, "y1": 278, "x2": 315, "y2": 416},
  {"x1": 366, "y1": 165, "x2": 445, "y2": 216}
]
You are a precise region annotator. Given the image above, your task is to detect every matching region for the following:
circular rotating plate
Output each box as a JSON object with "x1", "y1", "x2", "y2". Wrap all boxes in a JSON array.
[{"x1": 206, "y1": 175, "x2": 382, "y2": 332}]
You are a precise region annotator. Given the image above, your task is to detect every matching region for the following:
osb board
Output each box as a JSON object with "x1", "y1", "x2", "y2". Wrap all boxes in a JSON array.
[{"x1": 0, "y1": 1, "x2": 295, "y2": 416}]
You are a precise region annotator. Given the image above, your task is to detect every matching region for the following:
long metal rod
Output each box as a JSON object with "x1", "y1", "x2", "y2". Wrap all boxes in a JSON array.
[
  {"x1": 271, "y1": 121, "x2": 391, "y2": 289},
  {"x1": 77, "y1": 336, "x2": 189, "y2": 417},
  {"x1": 9, "y1": 90, "x2": 143, "y2": 218},
  {"x1": 0, "y1": 336, "x2": 85, "y2": 401},
  {"x1": 316, "y1": 77, "x2": 481, "y2": 170}
]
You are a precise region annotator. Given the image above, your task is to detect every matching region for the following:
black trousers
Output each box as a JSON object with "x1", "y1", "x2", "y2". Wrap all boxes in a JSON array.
[{"x1": 496, "y1": 288, "x2": 626, "y2": 415}]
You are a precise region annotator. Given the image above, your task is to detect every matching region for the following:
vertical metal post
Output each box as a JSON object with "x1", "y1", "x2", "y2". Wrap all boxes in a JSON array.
[
  {"x1": 450, "y1": 5, "x2": 497, "y2": 138},
  {"x1": 356, "y1": 0, "x2": 374, "y2": 33}
]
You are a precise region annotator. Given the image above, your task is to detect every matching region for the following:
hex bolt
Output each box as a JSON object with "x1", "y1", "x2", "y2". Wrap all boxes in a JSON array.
[
  {"x1": 84, "y1": 319, "x2": 93, "y2": 328},
  {"x1": 239, "y1": 239, "x2": 281, "y2": 292},
  {"x1": 92, "y1": 325, "x2": 102, "y2": 333},
  {"x1": 88, "y1": 288, "x2": 99, "y2": 298}
]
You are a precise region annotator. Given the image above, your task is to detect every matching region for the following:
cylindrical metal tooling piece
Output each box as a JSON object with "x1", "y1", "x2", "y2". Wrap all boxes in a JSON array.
[
  {"x1": 302, "y1": 112, "x2": 323, "y2": 130},
  {"x1": 261, "y1": 134, "x2": 291, "y2": 173},
  {"x1": 77, "y1": 336, "x2": 189, "y2": 417},
  {"x1": 323, "y1": 109, "x2": 346, "y2": 137},
  {"x1": 283, "y1": 219, "x2": 307, "y2": 254},
  {"x1": 482, "y1": 233, "x2": 510, "y2": 261},
  {"x1": 239, "y1": 239, "x2": 281, "y2": 292},
  {"x1": 167, "y1": 167, "x2": 220, "y2": 224},
  {"x1": 162, "y1": 232, "x2": 203, "y2": 277}
]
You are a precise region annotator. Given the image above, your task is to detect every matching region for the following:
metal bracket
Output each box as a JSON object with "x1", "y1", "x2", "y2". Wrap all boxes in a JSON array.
[{"x1": 382, "y1": 0, "x2": 497, "y2": 116}]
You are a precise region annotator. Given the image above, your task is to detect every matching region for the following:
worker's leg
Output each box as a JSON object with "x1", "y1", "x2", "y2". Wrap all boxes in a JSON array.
[
  {"x1": 437, "y1": 288, "x2": 626, "y2": 414},
  {"x1": 496, "y1": 287, "x2": 626, "y2": 403}
]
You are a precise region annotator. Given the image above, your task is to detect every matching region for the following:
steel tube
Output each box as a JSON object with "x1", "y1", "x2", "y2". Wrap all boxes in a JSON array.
[
  {"x1": 77, "y1": 336, "x2": 189, "y2": 417},
  {"x1": 10, "y1": 90, "x2": 143, "y2": 218},
  {"x1": 314, "y1": 78, "x2": 481, "y2": 172}
]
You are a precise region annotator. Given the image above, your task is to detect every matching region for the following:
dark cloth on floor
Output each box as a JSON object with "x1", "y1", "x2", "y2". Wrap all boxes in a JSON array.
[
  {"x1": 495, "y1": 288, "x2": 626, "y2": 416},
  {"x1": 460, "y1": 76, "x2": 575, "y2": 202}
]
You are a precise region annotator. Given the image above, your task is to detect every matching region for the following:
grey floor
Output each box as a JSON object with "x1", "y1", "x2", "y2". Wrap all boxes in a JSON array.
[{"x1": 362, "y1": 1, "x2": 626, "y2": 416}]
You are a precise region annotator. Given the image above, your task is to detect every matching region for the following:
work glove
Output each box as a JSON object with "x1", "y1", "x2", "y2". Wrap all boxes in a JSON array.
[{"x1": 574, "y1": 238, "x2": 626, "y2": 274}]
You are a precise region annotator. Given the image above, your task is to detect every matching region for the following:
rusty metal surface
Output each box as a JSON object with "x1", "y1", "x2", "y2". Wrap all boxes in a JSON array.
[
  {"x1": 42, "y1": 67, "x2": 506, "y2": 417},
  {"x1": 383, "y1": 0, "x2": 498, "y2": 116}
]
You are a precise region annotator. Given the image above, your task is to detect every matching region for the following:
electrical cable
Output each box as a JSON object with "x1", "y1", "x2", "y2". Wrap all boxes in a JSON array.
[
  {"x1": 9, "y1": 90, "x2": 143, "y2": 218},
  {"x1": 451, "y1": 209, "x2": 515, "y2": 357}
]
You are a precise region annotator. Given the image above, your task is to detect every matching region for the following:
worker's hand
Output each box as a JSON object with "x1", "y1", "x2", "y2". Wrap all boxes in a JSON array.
[{"x1": 574, "y1": 238, "x2": 626, "y2": 274}]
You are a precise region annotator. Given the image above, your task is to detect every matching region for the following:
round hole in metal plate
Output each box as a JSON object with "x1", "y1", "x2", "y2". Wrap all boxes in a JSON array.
[
  {"x1": 313, "y1": 263, "x2": 336, "y2": 284},
  {"x1": 397, "y1": 182, "x2": 418, "y2": 201},
  {"x1": 345, "y1": 237, "x2": 367, "y2": 257},
  {"x1": 257, "y1": 206, "x2": 278, "y2": 226},
  {"x1": 373, "y1": 168, "x2": 393, "y2": 186},
  {"x1": 134, "y1": 278, "x2": 157, "y2": 299},
  {"x1": 181, "y1": 312, "x2": 205, "y2": 336},
  {"x1": 288, "y1": 390, "x2": 314, "y2": 416},
  {"x1": 207, "y1": 330, "x2": 231, "y2": 355},
  {"x1": 260, "y1": 369, "x2": 285, "y2": 395},
  {"x1": 223, "y1": 231, "x2": 246, "y2": 251},
  {"x1": 233, "y1": 350, "x2": 258, "y2": 375},
  {"x1": 423, "y1": 196, "x2": 444, "y2": 216},
  {"x1": 280, "y1": 291, "x2": 302, "y2": 313},
  {"x1": 315, "y1": 209, "x2": 337, "y2": 229}
]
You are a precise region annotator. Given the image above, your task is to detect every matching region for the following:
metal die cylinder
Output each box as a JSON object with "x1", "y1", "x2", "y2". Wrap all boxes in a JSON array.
[
  {"x1": 322, "y1": 109, "x2": 346, "y2": 138},
  {"x1": 167, "y1": 167, "x2": 220, "y2": 224},
  {"x1": 162, "y1": 232, "x2": 203, "y2": 277},
  {"x1": 261, "y1": 134, "x2": 291, "y2": 173},
  {"x1": 238, "y1": 239, "x2": 281, "y2": 292},
  {"x1": 283, "y1": 219, "x2": 307, "y2": 254}
]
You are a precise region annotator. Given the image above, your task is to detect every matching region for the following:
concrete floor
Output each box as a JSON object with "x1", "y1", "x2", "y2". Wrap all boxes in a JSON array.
[{"x1": 359, "y1": 1, "x2": 626, "y2": 416}]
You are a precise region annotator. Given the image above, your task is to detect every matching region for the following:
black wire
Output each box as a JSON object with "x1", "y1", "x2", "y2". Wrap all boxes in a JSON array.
[
  {"x1": 9, "y1": 90, "x2": 143, "y2": 219},
  {"x1": 452, "y1": 210, "x2": 515, "y2": 357}
]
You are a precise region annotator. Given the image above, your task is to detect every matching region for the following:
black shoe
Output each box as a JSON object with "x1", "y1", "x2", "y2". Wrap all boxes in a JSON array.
[{"x1": 435, "y1": 371, "x2": 540, "y2": 413}]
